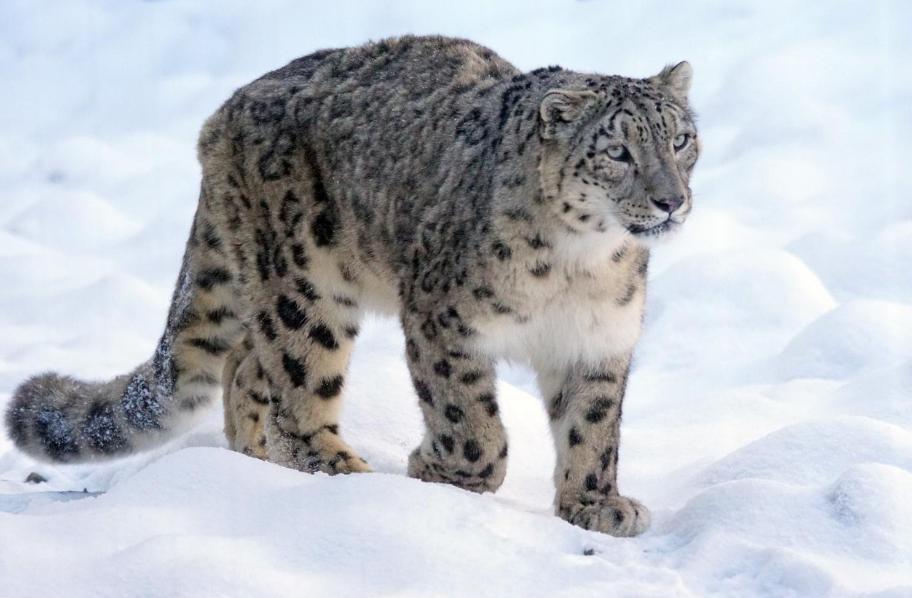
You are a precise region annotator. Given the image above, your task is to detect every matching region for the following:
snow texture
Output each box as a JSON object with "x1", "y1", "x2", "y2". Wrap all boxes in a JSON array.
[{"x1": 1, "y1": 1, "x2": 910, "y2": 596}]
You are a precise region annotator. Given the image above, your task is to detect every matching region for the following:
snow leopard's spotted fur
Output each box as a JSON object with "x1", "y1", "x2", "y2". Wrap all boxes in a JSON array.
[{"x1": 5, "y1": 36, "x2": 698, "y2": 537}]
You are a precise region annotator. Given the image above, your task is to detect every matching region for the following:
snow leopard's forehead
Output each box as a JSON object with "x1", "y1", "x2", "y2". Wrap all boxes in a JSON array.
[{"x1": 591, "y1": 77, "x2": 696, "y2": 135}]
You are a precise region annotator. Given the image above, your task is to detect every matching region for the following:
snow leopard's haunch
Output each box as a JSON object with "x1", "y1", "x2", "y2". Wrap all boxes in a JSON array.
[{"x1": 5, "y1": 36, "x2": 699, "y2": 537}]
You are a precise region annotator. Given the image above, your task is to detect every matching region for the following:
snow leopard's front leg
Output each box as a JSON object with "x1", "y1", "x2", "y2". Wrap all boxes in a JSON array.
[
  {"x1": 538, "y1": 353, "x2": 650, "y2": 537},
  {"x1": 401, "y1": 310, "x2": 508, "y2": 493}
]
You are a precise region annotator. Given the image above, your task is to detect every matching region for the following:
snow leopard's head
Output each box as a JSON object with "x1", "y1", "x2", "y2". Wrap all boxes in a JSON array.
[{"x1": 538, "y1": 62, "x2": 699, "y2": 244}]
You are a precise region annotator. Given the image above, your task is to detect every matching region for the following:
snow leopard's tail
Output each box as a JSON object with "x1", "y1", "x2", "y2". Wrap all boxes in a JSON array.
[{"x1": 4, "y1": 200, "x2": 245, "y2": 463}]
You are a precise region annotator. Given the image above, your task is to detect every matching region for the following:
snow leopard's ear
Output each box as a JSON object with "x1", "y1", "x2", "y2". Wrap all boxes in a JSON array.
[
  {"x1": 539, "y1": 89, "x2": 599, "y2": 140},
  {"x1": 649, "y1": 61, "x2": 692, "y2": 104}
]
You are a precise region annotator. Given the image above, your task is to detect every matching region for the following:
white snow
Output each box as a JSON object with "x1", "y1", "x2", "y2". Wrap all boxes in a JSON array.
[{"x1": 1, "y1": 1, "x2": 910, "y2": 596}]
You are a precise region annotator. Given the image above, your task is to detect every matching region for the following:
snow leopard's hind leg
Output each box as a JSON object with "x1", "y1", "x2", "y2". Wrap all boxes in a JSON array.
[
  {"x1": 401, "y1": 309, "x2": 509, "y2": 493},
  {"x1": 225, "y1": 130, "x2": 370, "y2": 475},
  {"x1": 247, "y1": 277, "x2": 370, "y2": 475},
  {"x1": 222, "y1": 334, "x2": 269, "y2": 459}
]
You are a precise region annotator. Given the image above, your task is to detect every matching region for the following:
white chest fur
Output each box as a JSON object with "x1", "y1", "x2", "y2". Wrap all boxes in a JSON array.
[{"x1": 472, "y1": 234, "x2": 646, "y2": 370}]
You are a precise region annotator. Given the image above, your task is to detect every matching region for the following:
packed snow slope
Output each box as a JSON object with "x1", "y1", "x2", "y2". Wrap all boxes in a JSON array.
[{"x1": 1, "y1": 1, "x2": 910, "y2": 596}]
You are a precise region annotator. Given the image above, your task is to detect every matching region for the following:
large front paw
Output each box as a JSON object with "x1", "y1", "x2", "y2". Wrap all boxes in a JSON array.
[
  {"x1": 558, "y1": 495, "x2": 651, "y2": 537},
  {"x1": 407, "y1": 444, "x2": 506, "y2": 494}
]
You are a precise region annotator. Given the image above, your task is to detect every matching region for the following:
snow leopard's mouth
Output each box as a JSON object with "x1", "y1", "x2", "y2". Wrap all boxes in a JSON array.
[{"x1": 626, "y1": 219, "x2": 678, "y2": 238}]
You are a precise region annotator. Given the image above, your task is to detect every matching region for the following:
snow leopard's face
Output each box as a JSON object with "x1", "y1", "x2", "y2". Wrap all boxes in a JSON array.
[{"x1": 539, "y1": 63, "x2": 699, "y2": 243}]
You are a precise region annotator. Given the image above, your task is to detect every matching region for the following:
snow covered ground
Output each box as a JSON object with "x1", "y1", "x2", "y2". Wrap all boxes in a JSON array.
[{"x1": 1, "y1": 1, "x2": 910, "y2": 596}]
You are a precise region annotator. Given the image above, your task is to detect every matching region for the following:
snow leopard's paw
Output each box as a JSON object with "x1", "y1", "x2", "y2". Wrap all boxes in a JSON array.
[
  {"x1": 269, "y1": 427, "x2": 372, "y2": 475},
  {"x1": 558, "y1": 495, "x2": 651, "y2": 537},
  {"x1": 407, "y1": 445, "x2": 506, "y2": 494}
]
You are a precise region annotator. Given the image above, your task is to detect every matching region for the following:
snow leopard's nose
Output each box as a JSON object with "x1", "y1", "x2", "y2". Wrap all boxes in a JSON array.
[{"x1": 650, "y1": 195, "x2": 685, "y2": 214}]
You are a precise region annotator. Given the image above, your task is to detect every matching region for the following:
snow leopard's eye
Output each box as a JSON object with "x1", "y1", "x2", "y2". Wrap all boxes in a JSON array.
[
  {"x1": 673, "y1": 133, "x2": 690, "y2": 151},
  {"x1": 606, "y1": 145, "x2": 631, "y2": 162}
]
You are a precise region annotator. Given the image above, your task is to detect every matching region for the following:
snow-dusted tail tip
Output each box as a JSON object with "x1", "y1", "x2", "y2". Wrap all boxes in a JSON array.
[
  {"x1": 5, "y1": 234, "x2": 245, "y2": 463},
  {"x1": 5, "y1": 369, "x2": 176, "y2": 462}
]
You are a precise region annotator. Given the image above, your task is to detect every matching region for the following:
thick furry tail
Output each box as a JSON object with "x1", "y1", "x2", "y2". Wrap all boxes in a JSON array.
[{"x1": 5, "y1": 204, "x2": 245, "y2": 463}]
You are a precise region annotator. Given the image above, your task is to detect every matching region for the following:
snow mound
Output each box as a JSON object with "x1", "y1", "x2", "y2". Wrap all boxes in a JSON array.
[
  {"x1": 828, "y1": 362, "x2": 912, "y2": 426},
  {"x1": 0, "y1": 447, "x2": 688, "y2": 598},
  {"x1": 697, "y1": 417, "x2": 912, "y2": 487},
  {"x1": 643, "y1": 249, "x2": 835, "y2": 369},
  {"x1": 773, "y1": 300, "x2": 912, "y2": 380},
  {"x1": 6, "y1": 191, "x2": 142, "y2": 251},
  {"x1": 13, "y1": 274, "x2": 166, "y2": 332},
  {"x1": 788, "y1": 226, "x2": 912, "y2": 303},
  {"x1": 665, "y1": 463, "x2": 912, "y2": 595},
  {"x1": 37, "y1": 136, "x2": 146, "y2": 188}
]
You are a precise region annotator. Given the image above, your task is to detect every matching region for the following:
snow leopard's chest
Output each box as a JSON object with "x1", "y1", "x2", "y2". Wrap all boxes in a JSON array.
[{"x1": 471, "y1": 244, "x2": 646, "y2": 369}]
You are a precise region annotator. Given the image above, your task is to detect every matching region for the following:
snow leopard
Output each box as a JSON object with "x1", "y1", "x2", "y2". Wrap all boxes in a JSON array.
[{"x1": 5, "y1": 35, "x2": 698, "y2": 537}]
